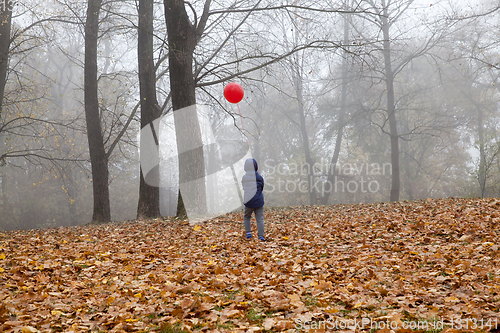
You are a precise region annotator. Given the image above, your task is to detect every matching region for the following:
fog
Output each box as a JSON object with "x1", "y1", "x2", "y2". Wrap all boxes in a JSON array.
[{"x1": 1, "y1": 0, "x2": 499, "y2": 230}]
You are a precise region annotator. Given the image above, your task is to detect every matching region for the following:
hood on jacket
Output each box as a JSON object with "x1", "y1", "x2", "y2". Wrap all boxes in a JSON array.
[{"x1": 244, "y1": 158, "x2": 258, "y2": 172}]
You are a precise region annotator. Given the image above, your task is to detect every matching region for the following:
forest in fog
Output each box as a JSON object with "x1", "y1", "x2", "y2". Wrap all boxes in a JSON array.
[{"x1": 1, "y1": 0, "x2": 500, "y2": 230}]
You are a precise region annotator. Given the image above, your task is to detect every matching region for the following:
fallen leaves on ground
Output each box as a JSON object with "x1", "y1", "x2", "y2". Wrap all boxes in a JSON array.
[{"x1": 1, "y1": 197, "x2": 500, "y2": 332}]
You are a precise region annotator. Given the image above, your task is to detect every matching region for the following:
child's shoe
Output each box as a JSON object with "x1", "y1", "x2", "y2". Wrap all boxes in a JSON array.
[
  {"x1": 246, "y1": 232, "x2": 252, "y2": 239},
  {"x1": 259, "y1": 236, "x2": 266, "y2": 242}
]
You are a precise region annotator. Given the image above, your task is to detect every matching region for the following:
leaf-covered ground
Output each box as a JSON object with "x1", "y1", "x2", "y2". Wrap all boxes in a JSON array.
[{"x1": 1, "y1": 197, "x2": 500, "y2": 333}]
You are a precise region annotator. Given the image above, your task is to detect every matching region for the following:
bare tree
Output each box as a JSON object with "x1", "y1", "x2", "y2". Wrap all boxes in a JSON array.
[
  {"x1": 137, "y1": 0, "x2": 161, "y2": 218},
  {"x1": 84, "y1": 0, "x2": 110, "y2": 222},
  {"x1": 321, "y1": 0, "x2": 352, "y2": 205},
  {"x1": 350, "y1": 0, "x2": 447, "y2": 201},
  {"x1": 163, "y1": 0, "x2": 211, "y2": 216},
  {"x1": 0, "y1": 4, "x2": 12, "y2": 218},
  {"x1": 0, "y1": 4, "x2": 11, "y2": 116}
]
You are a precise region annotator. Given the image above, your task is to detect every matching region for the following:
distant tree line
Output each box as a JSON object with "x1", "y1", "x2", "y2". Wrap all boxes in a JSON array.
[{"x1": 0, "y1": 0, "x2": 499, "y2": 230}]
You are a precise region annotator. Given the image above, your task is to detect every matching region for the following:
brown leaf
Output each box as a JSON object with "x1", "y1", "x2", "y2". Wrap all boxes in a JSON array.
[
  {"x1": 176, "y1": 282, "x2": 195, "y2": 294},
  {"x1": 188, "y1": 297, "x2": 201, "y2": 312},
  {"x1": 214, "y1": 265, "x2": 224, "y2": 275},
  {"x1": 288, "y1": 294, "x2": 304, "y2": 307},
  {"x1": 171, "y1": 307, "x2": 184, "y2": 318},
  {"x1": 263, "y1": 317, "x2": 276, "y2": 330},
  {"x1": 2, "y1": 198, "x2": 499, "y2": 332}
]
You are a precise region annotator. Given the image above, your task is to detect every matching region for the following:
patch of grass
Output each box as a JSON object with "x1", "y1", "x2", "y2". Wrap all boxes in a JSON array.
[
  {"x1": 377, "y1": 310, "x2": 388, "y2": 316},
  {"x1": 304, "y1": 295, "x2": 318, "y2": 307},
  {"x1": 264, "y1": 309, "x2": 278, "y2": 317},
  {"x1": 225, "y1": 289, "x2": 240, "y2": 300},
  {"x1": 193, "y1": 291, "x2": 207, "y2": 297},
  {"x1": 246, "y1": 308, "x2": 265, "y2": 324},
  {"x1": 192, "y1": 324, "x2": 205, "y2": 330},
  {"x1": 159, "y1": 322, "x2": 189, "y2": 333},
  {"x1": 439, "y1": 270, "x2": 450, "y2": 277},
  {"x1": 217, "y1": 322, "x2": 235, "y2": 330},
  {"x1": 246, "y1": 308, "x2": 275, "y2": 325},
  {"x1": 336, "y1": 300, "x2": 347, "y2": 307}
]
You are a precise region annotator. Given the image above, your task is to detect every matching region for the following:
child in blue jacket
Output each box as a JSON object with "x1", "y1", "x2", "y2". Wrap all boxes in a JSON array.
[{"x1": 241, "y1": 158, "x2": 265, "y2": 241}]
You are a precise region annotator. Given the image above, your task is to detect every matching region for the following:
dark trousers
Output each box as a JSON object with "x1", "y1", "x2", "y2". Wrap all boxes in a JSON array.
[{"x1": 244, "y1": 206, "x2": 264, "y2": 237}]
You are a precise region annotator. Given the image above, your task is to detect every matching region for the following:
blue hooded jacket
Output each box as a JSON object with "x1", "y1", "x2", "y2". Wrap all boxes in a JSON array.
[{"x1": 241, "y1": 158, "x2": 264, "y2": 208}]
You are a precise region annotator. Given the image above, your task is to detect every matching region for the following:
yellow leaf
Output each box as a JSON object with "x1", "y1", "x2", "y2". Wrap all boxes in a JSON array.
[
  {"x1": 193, "y1": 225, "x2": 201, "y2": 231},
  {"x1": 282, "y1": 236, "x2": 289, "y2": 240},
  {"x1": 134, "y1": 292, "x2": 142, "y2": 298},
  {"x1": 0, "y1": 267, "x2": 4, "y2": 273},
  {"x1": 325, "y1": 307, "x2": 338, "y2": 313},
  {"x1": 51, "y1": 310, "x2": 63, "y2": 316},
  {"x1": 22, "y1": 326, "x2": 39, "y2": 333},
  {"x1": 126, "y1": 318, "x2": 139, "y2": 322},
  {"x1": 0, "y1": 253, "x2": 5, "y2": 260}
]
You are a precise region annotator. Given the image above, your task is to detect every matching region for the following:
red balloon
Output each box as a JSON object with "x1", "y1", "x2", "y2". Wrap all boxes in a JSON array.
[{"x1": 224, "y1": 82, "x2": 244, "y2": 103}]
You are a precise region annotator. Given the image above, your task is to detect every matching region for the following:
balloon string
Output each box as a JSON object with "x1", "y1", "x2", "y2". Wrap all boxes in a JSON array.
[{"x1": 237, "y1": 104, "x2": 250, "y2": 151}]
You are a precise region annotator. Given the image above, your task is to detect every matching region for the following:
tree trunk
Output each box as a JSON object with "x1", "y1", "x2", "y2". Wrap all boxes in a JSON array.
[
  {"x1": 164, "y1": 0, "x2": 207, "y2": 217},
  {"x1": 137, "y1": 0, "x2": 161, "y2": 218},
  {"x1": 84, "y1": 0, "x2": 110, "y2": 222},
  {"x1": 0, "y1": 6, "x2": 11, "y2": 116},
  {"x1": 381, "y1": 7, "x2": 400, "y2": 202},
  {"x1": 477, "y1": 106, "x2": 486, "y2": 197},
  {"x1": 321, "y1": 5, "x2": 350, "y2": 205},
  {"x1": 293, "y1": 64, "x2": 316, "y2": 205},
  {"x1": 0, "y1": 6, "x2": 12, "y2": 220},
  {"x1": 400, "y1": 132, "x2": 414, "y2": 201}
]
